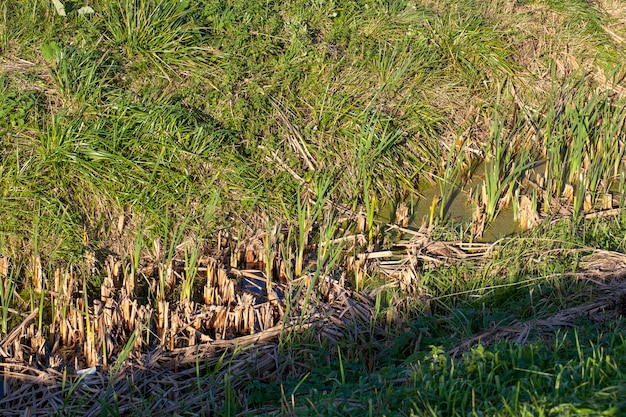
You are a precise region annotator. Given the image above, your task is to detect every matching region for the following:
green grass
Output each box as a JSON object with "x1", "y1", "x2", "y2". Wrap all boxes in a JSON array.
[
  {"x1": 1, "y1": 0, "x2": 626, "y2": 415},
  {"x1": 262, "y1": 325, "x2": 626, "y2": 416},
  {"x1": 247, "y1": 215, "x2": 626, "y2": 416}
]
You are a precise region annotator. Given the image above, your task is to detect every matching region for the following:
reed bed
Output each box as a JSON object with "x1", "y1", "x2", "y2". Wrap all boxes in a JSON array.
[
  {"x1": 0, "y1": 234, "x2": 376, "y2": 414},
  {"x1": 4, "y1": 222, "x2": 626, "y2": 414}
]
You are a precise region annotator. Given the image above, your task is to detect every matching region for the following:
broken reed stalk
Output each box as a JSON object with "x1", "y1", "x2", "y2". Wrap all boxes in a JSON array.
[{"x1": 264, "y1": 224, "x2": 275, "y2": 298}]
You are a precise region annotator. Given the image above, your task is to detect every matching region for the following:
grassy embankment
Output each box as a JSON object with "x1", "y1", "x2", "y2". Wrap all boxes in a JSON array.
[{"x1": 1, "y1": 0, "x2": 626, "y2": 415}]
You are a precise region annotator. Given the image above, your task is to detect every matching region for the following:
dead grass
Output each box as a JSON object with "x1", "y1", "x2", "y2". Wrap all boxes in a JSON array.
[
  {"x1": 0, "y1": 235, "x2": 377, "y2": 414},
  {"x1": 3, "y1": 228, "x2": 626, "y2": 414}
]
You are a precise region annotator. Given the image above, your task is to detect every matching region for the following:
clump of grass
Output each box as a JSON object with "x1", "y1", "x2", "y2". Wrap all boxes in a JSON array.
[
  {"x1": 104, "y1": 0, "x2": 213, "y2": 78},
  {"x1": 41, "y1": 40, "x2": 116, "y2": 109},
  {"x1": 420, "y1": 11, "x2": 517, "y2": 86},
  {"x1": 538, "y1": 73, "x2": 626, "y2": 219},
  {"x1": 480, "y1": 109, "x2": 534, "y2": 224}
]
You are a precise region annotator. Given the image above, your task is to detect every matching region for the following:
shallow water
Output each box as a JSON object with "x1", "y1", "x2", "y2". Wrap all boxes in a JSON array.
[{"x1": 380, "y1": 171, "x2": 522, "y2": 242}]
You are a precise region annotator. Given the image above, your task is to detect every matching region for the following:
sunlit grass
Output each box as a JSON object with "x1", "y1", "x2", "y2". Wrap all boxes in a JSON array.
[
  {"x1": 1, "y1": 0, "x2": 626, "y2": 414},
  {"x1": 104, "y1": 0, "x2": 214, "y2": 78}
]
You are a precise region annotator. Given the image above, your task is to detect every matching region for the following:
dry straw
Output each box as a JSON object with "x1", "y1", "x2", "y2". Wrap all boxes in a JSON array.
[{"x1": 0, "y1": 240, "x2": 375, "y2": 415}]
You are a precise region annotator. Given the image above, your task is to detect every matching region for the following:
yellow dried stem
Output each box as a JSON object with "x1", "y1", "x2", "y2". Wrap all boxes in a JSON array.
[
  {"x1": 233, "y1": 305, "x2": 242, "y2": 333},
  {"x1": 170, "y1": 312, "x2": 179, "y2": 350},
  {"x1": 53, "y1": 268, "x2": 62, "y2": 294},
  {"x1": 245, "y1": 237, "x2": 264, "y2": 268},
  {"x1": 356, "y1": 212, "x2": 366, "y2": 233},
  {"x1": 136, "y1": 306, "x2": 149, "y2": 349},
  {"x1": 166, "y1": 260, "x2": 177, "y2": 290},
  {"x1": 267, "y1": 287, "x2": 279, "y2": 305},
  {"x1": 188, "y1": 327, "x2": 196, "y2": 345},
  {"x1": 254, "y1": 307, "x2": 263, "y2": 332},
  {"x1": 519, "y1": 195, "x2": 540, "y2": 230},
  {"x1": 219, "y1": 280, "x2": 228, "y2": 302},
  {"x1": 93, "y1": 300, "x2": 102, "y2": 335},
  {"x1": 354, "y1": 259, "x2": 364, "y2": 292},
  {"x1": 230, "y1": 247, "x2": 239, "y2": 268},
  {"x1": 537, "y1": 173, "x2": 545, "y2": 189},
  {"x1": 217, "y1": 268, "x2": 227, "y2": 287},
  {"x1": 84, "y1": 332, "x2": 97, "y2": 367},
  {"x1": 245, "y1": 248, "x2": 254, "y2": 265},
  {"x1": 64, "y1": 270, "x2": 74, "y2": 298},
  {"x1": 97, "y1": 325, "x2": 107, "y2": 365},
  {"x1": 117, "y1": 213, "x2": 125, "y2": 235},
  {"x1": 0, "y1": 256, "x2": 8, "y2": 277},
  {"x1": 121, "y1": 297, "x2": 131, "y2": 324},
  {"x1": 211, "y1": 307, "x2": 227, "y2": 335},
  {"x1": 49, "y1": 310, "x2": 57, "y2": 342},
  {"x1": 203, "y1": 286, "x2": 212, "y2": 305},
  {"x1": 260, "y1": 303, "x2": 273, "y2": 331},
  {"x1": 242, "y1": 307, "x2": 249, "y2": 334},
  {"x1": 158, "y1": 300, "x2": 169, "y2": 346},
  {"x1": 225, "y1": 279, "x2": 235, "y2": 304},
  {"x1": 472, "y1": 203, "x2": 485, "y2": 238},
  {"x1": 223, "y1": 307, "x2": 232, "y2": 338},
  {"x1": 60, "y1": 317, "x2": 68, "y2": 345},
  {"x1": 73, "y1": 306, "x2": 82, "y2": 343},
  {"x1": 30, "y1": 331, "x2": 45, "y2": 355},
  {"x1": 124, "y1": 267, "x2": 135, "y2": 296},
  {"x1": 73, "y1": 309, "x2": 87, "y2": 343},
  {"x1": 562, "y1": 184, "x2": 574, "y2": 203},
  {"x1": 277, "y1": 257, "x2": 288, "y2": 283},
  {"x1": 106, "y1": 255, "x2": 121, "y2": 287},
  {"x1": 103, "y1": 300, "x2": 114, "y2": 329},
  {"x1": 248, "y1": 306, "x2": 255, "y2": 334},
  {"x1": 395, "y1": 203, "x2": 409, "y2": 227},
  {"x1": 129, "y1": 299, "x2": 137, "y2": 331},
  {"x1": 13, "y1": 339, "x2": 23, "y2": 362},
  {"x1": 207, "y1": 259, "x2": 216, "y2": 286},
  {"x1": 101, "y1": 276, "x2": 114, "y2": 301},
  {"x1": 33, "y1": 255, "x2": 43, "y2": 293},
  {"x1": 345, "y1": 255, "x2": 355, "y2": 273}
]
